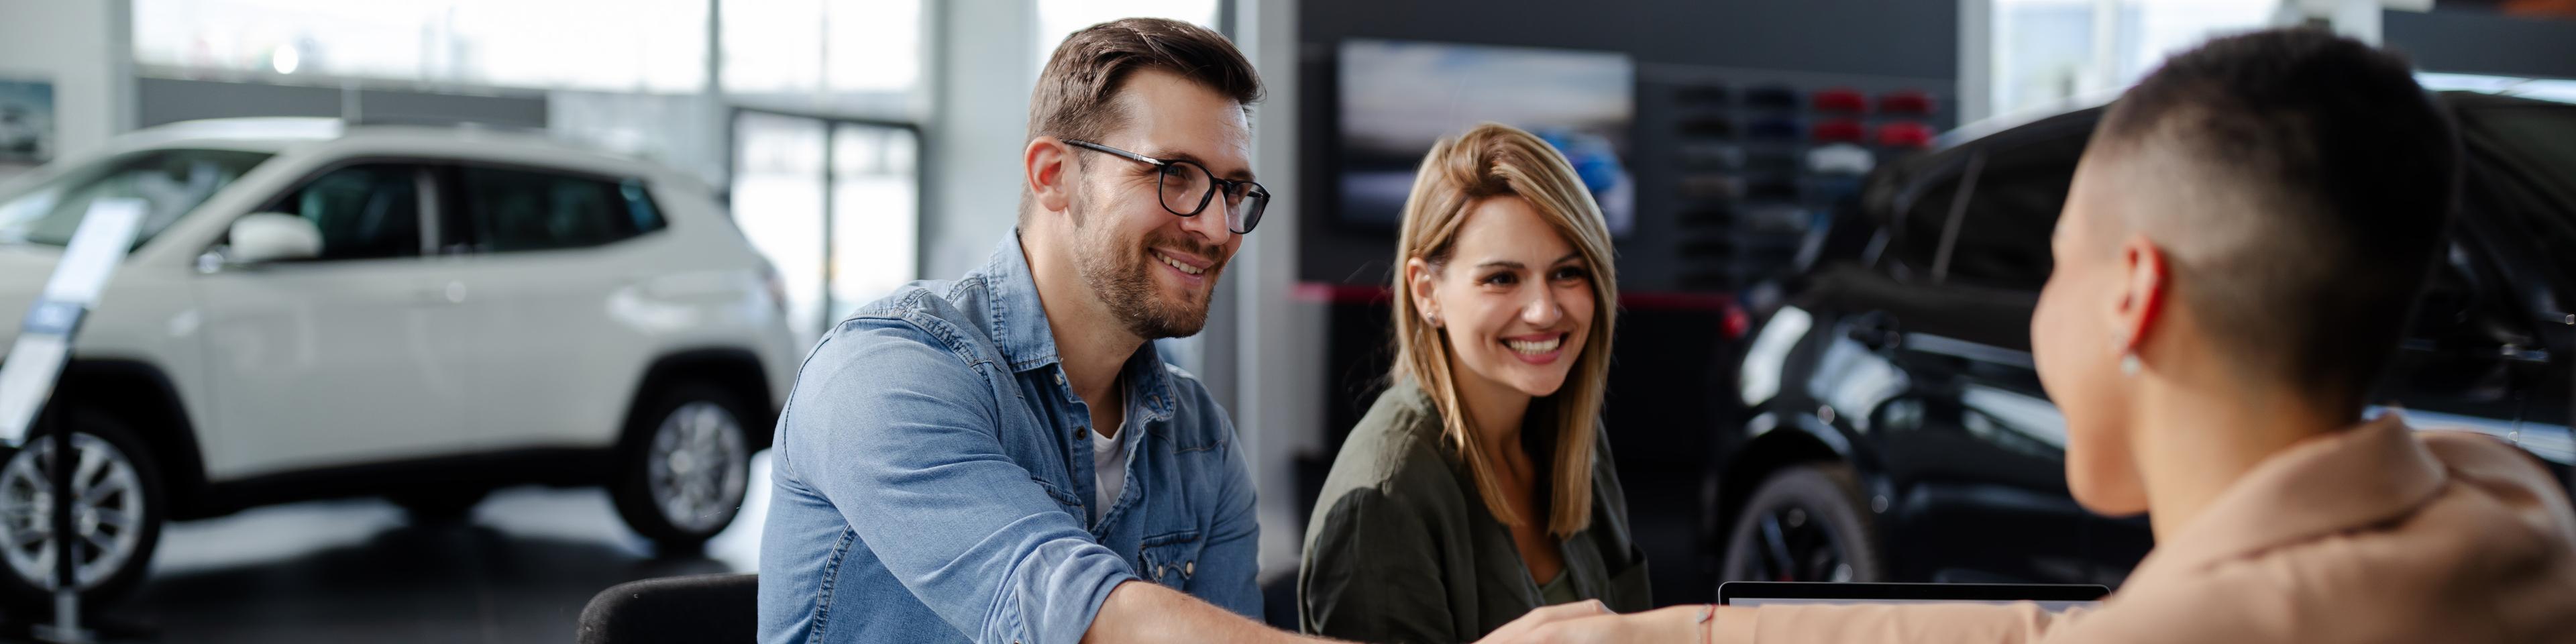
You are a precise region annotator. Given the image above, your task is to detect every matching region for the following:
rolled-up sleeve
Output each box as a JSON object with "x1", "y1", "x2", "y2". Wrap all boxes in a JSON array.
[{"x1": 781, "y1": 315, "x2": 1134, "y2": 644}]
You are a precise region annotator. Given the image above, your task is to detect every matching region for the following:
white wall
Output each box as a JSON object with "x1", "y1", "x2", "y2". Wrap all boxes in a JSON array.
[{"x1": 0, "y1": 0, "x2": 131, "y2": 168}]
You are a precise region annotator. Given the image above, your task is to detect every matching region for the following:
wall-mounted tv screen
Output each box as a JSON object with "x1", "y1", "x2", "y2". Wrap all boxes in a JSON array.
[{"x1": 1336, "y1": 39, "x2": 1635, "y2": 235}]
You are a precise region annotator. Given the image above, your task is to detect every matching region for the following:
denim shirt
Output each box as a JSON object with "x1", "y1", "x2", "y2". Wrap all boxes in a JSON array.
[{"x1": 757, "y1": 233, "x2": 1261, "y2": 644}]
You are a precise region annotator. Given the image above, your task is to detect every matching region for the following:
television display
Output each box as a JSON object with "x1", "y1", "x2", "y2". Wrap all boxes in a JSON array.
[{"x1": 1336, "y1": 39, "x2": 1635, "y2": 235}]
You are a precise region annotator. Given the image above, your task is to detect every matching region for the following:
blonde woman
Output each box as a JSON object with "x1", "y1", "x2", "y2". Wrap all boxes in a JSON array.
[{"x1": 1297, "y1": 123, "x2": 1649, "y2": 643}]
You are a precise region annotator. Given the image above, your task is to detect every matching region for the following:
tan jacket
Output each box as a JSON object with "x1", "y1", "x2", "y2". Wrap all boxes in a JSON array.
[{"x1": 1715, "y1": 416, "x2": 2576, "y2": 643}]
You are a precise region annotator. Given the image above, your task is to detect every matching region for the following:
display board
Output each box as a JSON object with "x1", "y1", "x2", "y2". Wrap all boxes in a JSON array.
[{"x1": 0, "y1": 199, "x2": 144, "y2": 445}]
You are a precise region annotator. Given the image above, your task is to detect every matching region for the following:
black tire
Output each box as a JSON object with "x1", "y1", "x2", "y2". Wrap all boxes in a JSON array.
[
  {"x1": 0, "y1": 407, "x2": 164, "y2": 610},
  {"x1": 1719, "y1": 464, "x2": 1884, "y2": 584},
  {"x1": 391, "y1": 488, "x2": 489, "y2": 525},
  {"x1": 610, "y1": 382, "x2": 753, "y2": 553}
]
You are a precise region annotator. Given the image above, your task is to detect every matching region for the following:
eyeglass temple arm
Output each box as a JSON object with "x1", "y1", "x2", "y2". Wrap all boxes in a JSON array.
[{"x1": 1067, "y1": 140, "x2": 1162, "y2": 166}]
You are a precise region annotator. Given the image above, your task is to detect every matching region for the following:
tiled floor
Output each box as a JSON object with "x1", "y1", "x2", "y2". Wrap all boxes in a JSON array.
[
  {"x1": 46, "y1": 453, "x2": 1714, "y2": 643},
  {"x1": 74, "y1": 455, "x2": 775, "y2": 643}
]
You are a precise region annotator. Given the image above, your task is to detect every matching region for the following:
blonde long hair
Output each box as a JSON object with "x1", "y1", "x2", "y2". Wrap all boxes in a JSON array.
[{"x1": 1390, "y1": 123, "x2": 1619, "y2": 538}]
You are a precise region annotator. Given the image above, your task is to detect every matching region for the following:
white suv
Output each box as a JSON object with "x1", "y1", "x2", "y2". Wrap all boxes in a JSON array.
[{"x1": 0, "y1": 118, "x2": 800, "y2": 606}]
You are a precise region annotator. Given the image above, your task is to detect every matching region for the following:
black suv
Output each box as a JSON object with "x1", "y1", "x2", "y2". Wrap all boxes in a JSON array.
[{"x1": 1709, "y1": 91, "x2": 2576, "y2": 589}]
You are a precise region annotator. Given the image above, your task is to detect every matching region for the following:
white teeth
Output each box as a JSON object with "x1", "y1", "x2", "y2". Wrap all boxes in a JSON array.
[
  {"x1": 1505, "y1": 336, "x2": 1562, "y2": 355},
  {"x1": 1157, "y1": 252, "x2": 1205, "y2": 275}
]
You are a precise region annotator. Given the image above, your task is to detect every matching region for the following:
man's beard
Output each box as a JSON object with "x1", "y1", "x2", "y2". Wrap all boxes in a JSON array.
[{"x1": 1072, "y1": 214, "x2": 1228, "y2": 340}]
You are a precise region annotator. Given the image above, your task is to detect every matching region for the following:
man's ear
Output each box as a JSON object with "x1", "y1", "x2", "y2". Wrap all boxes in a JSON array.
[
  {"x1": 1025, "y1": 136, "x2": 1074, "y2": 215},
  {"x1": 2115, "y1": 234, "x2": 2169, "y2": 356},
  {"x1": 1405, "y1": 257, "x2": 1440, "y2": 326}
]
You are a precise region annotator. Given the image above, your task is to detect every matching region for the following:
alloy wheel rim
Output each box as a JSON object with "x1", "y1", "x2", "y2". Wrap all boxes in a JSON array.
[
  {"x1": 646, "y1": 401, "x2": 747, "y2": 534},
  {"x1": 0, "y1": 434, "x2": 145, "y2": 590},
  {"x1": 1741, "y1": 504, "x2": 1855, "y2": 582}
]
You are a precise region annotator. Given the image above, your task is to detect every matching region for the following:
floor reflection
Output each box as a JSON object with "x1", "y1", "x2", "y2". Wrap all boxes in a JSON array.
[
  {"x1": 98, "y1": 453, "x2": 773, "y2": 643},
  {"x1": 53, "y1": 451, "x2": 1707, "y2": 643}
]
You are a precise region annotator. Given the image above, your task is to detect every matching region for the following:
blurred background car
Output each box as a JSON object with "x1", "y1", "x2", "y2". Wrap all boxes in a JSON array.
[
  {"x1": 0, "y1": 117, "x2": 799, "y2": 608},
  {"x1": 1709, "y1": 90, "x2": 2576, "y2": 590}
]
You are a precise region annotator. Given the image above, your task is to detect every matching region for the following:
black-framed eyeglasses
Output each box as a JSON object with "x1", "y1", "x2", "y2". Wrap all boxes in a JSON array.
[{"x1": 1065, "y1": 140, "x2": 1269, "y2": 235}]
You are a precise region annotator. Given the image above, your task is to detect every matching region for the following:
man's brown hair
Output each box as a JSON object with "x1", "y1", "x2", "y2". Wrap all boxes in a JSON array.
[{"x1": 1027, "y1": 17, "x2": 1263, "y2": 173}]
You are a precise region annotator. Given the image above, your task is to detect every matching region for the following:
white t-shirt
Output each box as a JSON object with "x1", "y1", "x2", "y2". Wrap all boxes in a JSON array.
[{"x1": 1091, "y1": 417, "x2": 1130, "y2": 526}]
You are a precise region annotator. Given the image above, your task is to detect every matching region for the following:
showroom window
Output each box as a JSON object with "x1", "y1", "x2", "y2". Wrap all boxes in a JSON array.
[
  {"x1": 720, "y1": 0, "x2": 930, "y2": 341},
  {"x1": 731, "y1": 112, "x2": 920, "y2": 339},
  {"x1": 722, "y1": 0, "x2": 928, "y2": 120},
  {"x1": 132, "y1": 0, "x2": 708, "y2": 93},
  {"x1": 270, "y1": 163, "x2": 427, "y2": 260},
  {"x1": 1986, "y1": 0, "x2": 2274, "y2": 119},
  {"x1": 1034, "y1": 0, "x2": 1222, "y2": 70}
]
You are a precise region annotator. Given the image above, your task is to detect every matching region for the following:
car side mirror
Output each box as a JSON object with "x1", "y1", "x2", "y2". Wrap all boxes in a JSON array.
[{"x1": 225, "y1": 213, "x2": 321, "y2": 264}]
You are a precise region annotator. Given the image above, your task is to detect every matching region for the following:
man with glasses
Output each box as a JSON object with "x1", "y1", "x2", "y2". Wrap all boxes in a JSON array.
[{"x1": 757, "y1": 17, "x2": 1318, "y2": 644}]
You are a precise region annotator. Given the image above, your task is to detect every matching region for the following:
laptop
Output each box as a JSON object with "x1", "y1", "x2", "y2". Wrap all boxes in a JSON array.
[{"x1": 1719, "y1": 582, "x2": 2110, "y2": 613}]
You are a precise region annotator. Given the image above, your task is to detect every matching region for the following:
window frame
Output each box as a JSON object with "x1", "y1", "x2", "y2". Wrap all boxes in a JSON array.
[{"x1": 722, "y1": 106, "x2": 928, "y2": 333}]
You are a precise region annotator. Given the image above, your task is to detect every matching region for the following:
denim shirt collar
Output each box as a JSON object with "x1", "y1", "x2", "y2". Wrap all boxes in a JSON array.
[{"x1": 982, "y1": 231, "x2": 1177, "y2": 424}]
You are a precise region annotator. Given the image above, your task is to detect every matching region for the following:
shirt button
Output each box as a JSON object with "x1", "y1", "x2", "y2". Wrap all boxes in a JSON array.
[
  {"x1": 1054, "y1": 372, "x2": 1065, "y2": 385},
  {"x1": 1074, "y1": 426, "x2": 1088, "y2": 441},
  {"x1": 1155, "y1": 564, "x2": 1167, "y2": 578},
  {"x1": 1184, "y1": 561, "x2": 1195, "y2": 577}
]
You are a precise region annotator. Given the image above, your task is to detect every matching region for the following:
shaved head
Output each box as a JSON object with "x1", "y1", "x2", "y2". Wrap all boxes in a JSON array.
[{"x1": 2075, "y1": 28, "x2": 2457, "y2": 411}]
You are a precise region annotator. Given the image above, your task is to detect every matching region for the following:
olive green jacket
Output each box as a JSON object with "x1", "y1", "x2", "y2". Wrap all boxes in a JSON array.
[{"x1": 1297, "y1": 380, "x2": 1653, "y2": 643}]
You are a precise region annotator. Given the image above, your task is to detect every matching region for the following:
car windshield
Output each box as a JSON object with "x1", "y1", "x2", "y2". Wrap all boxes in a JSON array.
[
  {"x1": 2477, "y1": 107, "x2": 2576, "y2": 202},
  {"x1": 0, "y1": 148, "x2": 274, "y2": 248},
  {"x1": 2464, "y1": 105, "x2": 2576, "y2": 281}
]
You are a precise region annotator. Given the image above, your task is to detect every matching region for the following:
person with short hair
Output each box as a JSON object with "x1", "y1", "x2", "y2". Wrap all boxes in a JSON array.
[
  {"x1": 756, "y1": 17, "x2": 1311, "y2": 644},
  {"x1": 1298, "y1": 123, "x2": 1652, "y2": 643},
  {"x1": 1481, "y1": 25, "x2": 2576, "y2": 644}
]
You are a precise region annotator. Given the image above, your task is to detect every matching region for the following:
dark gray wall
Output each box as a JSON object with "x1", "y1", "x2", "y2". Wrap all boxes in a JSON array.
[
  {"x1": 138, "y1": 78, "x2": 547, "y2": 129},
  {"x1": 2386, "y1": 9, "x2": 2576, "y2": 80},
  {"x1": 1300, "y1": 1, "x2": 1957, "y2": 80},
  {"x1": 1296, "y1": 0, "x2": 1960, "y2": 286}
]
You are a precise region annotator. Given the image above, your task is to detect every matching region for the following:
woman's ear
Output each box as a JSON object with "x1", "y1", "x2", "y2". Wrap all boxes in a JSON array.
[
  {"x1": 1405, "y1": 257, "x2": 1440, "y2": 327},
  {"x1": 2115, "y1": 234, "x2": 2169, "y2": 356},
  {"x1": 1025, "y1": 137, "x2": 1074, "y2": 217}
]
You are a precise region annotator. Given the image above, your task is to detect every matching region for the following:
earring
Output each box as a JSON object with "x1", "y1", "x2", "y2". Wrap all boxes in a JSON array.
[{"x1": 2120, "y1": 352, "x2": 2142, "y2": 376}]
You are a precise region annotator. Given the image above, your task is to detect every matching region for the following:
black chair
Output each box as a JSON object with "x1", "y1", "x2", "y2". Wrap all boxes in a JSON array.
[{"x1": 578, "y1": 573, "x2": 759, "y2": 644}]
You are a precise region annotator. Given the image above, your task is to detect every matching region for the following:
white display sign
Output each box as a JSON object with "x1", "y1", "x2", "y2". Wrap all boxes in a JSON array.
[{"x1": 0, "y1": 199, "x2": 146, "y2": 445}]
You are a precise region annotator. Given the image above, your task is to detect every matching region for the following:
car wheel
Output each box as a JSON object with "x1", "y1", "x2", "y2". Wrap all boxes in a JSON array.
[
  {"x1": 610, "y1": 382, "x2": 751, "y2": 552},
  {"x1": 0, "y1": 408, "x2": 163, "y2": 610},
  {"x1": 1720, "y1": 464, "x2": 1883, "y2": 584},
  {"x1": 392, "y1": 488, "x2": 489, "y2": 525}
]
